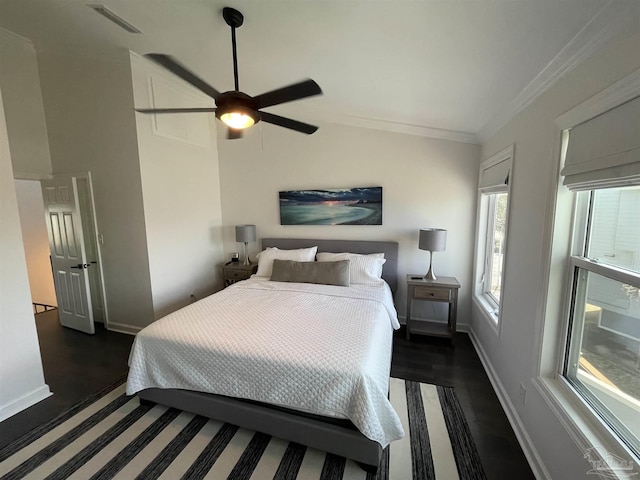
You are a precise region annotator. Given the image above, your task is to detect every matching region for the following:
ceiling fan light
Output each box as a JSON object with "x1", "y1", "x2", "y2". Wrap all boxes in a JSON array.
[{"x1": 220, "y1": 111, "x2": 256, "y2": 129}]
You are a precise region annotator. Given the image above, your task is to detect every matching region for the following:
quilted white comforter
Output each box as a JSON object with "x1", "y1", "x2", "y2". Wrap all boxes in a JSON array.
[{"x1": 126, "y1": 277, "x2": 404, "y2": 447}]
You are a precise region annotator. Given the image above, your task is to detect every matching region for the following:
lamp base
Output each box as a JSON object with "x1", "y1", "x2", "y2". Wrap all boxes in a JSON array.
[
  {"x1": 424, "y1": 253, "x2": 436, "y2": 280},
  {"x1": 243, "y1": 242, "x2": 251, "y2": 265}
]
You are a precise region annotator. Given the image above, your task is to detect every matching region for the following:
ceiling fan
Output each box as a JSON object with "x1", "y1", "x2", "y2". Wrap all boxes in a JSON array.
[{"x1": 136, "y1": 7, "x2": 323, "y2": 139}]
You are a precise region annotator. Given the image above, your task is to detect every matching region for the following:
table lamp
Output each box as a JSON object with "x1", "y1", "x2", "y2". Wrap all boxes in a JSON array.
[
  {"x1": 235, "y1": 224, "x2": 256, "y2": 265},
  {"x1": 419, "y1": 228, "x2": 447, "y2": 280}
]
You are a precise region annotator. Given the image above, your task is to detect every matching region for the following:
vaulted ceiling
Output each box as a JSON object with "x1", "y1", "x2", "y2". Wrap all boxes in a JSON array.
[{"x1": 0, "y1": 0, "x2": 637, "y2": 143}]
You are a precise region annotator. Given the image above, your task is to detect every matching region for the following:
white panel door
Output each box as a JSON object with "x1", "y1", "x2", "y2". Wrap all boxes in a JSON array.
[{"x1": 41, "y1": 175, "x2": 95, "y2": 334}]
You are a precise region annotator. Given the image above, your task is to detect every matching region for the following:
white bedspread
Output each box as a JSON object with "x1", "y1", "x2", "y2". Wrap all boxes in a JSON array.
[{"x1": 126, "y1": 277, "x2": 404, "y2": 447}]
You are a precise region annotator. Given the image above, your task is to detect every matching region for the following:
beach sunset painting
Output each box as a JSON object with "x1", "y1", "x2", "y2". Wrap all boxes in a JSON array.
[{"x1": 279, "y1": 187, "x2": 383, "y2": 225}]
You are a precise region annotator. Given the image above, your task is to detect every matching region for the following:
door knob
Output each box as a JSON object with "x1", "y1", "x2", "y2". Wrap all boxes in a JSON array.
[{"x1": 70, "y1": 263, "x2": 90, "y2": 269}]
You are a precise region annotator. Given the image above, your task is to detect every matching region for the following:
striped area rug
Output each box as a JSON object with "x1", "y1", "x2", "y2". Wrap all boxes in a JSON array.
[{"x1": 0, "y1": 378, "x2": 486, "y2": 480}]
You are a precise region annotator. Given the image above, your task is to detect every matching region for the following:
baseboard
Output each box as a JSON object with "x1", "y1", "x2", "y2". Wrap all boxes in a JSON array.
[
  {"x1": 468, "y1": 327, "x2": 551, "y2": 480},
  {"x1": 0, "y1": 384, "x2": 52, "y2": 422},
  {"x1": 456, "y1": 323, "x2": 470, "y2": 333},
  {"x1": 106, "y1": 322, "x2": 140, "y2": 335}
]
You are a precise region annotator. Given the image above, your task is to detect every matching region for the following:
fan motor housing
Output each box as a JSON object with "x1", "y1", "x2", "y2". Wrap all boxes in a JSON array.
[{"x1": 215, "y1": 91, "x2": 260, "y2": 123}]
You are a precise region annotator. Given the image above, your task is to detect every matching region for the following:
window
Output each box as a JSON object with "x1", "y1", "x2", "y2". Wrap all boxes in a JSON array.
[
  {"x1": 485, "y1": 192, "x2": 508, "y2": 304},
  {"x1": 559, "y1": 93, "x2": 640, "y2": 457},
  {"x1": 563, "y1": 187, "x2": 640, "y2": 456},
  {"x1": 474, "y1": 146, "x2": 512, "y2": 325}
]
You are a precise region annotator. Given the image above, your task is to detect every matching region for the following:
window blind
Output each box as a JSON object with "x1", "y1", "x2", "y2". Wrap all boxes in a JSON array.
[
  {"x1": 562, "y1": 95, "x2": 640, "y2": 191},
  {"x1": 479, "y1": 157, "x2": 510, "y2": 193}
]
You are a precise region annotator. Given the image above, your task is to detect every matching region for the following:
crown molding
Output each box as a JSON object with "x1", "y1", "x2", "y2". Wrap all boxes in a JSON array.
[
  {"x1": 276, "y1": 104, "x2": 479, "y2": 144},
  {"x1": 267, "y1": 98, "x2": 480, "y2": 144},
  {"x1": 477, "y1": 0, "x2": 639, "y2": 143},
  {"x1": 327, "y1": 114, "x2": 479, "y2": 144}
]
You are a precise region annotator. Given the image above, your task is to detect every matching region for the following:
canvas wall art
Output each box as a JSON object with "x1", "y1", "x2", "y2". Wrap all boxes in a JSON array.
[{"x1": 279, "y1": 187, "x2": 382, "y2": 225}]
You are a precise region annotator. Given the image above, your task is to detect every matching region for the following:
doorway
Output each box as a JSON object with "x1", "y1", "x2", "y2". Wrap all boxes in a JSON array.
[{"x1": 15, "y1": 173, "x2": 108, "y2": 333}]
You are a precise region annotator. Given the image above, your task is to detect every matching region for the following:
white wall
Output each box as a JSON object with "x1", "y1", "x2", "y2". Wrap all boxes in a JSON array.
[
  {"x1": 217, "y1": 122, "x2": 480, "y2": 325},
  {"x1": 0, "y1": 87, "x2": 51, "y2": 421},
  {"x1": 130, "y1": 52, "x2": 225, "y2": 319},
  {"x1": 14, "y1": 179, "x2": 57, "y2": 307},
  {"x1": 37, "y1": 49, "x2": 155, "y2": 332},
  {"x1": 0, "y1": 28, "x2": 51, "y2": 179},
  {"x1": 472, "y1": 20, "x2": 640, "y2": 480}
]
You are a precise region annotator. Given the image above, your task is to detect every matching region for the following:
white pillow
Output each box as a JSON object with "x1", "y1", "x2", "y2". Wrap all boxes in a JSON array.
[
  {"x1": 316, "y1": 252, "x2": 386, "y2": 285},
  {"x1": 256, "y1": 246, "x2": 318, "y2": 277}
]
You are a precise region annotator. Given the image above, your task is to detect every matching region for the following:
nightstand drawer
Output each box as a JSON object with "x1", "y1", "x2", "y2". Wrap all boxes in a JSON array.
[
  {"x1": 225, "y1": 269, "x2": 250, "y2": 280},
  {"x1": 413, "y1": 286, "x2": 451, "y2": 301}
]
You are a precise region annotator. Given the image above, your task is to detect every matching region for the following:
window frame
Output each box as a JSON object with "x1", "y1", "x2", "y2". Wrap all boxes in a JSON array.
[{"x1": 473, "y1": 146, "x2": 513, "y2": 333}]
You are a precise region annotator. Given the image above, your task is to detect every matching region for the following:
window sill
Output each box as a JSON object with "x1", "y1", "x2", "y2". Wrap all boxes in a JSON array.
[
  {"x1": 472, "y1": 294, "x2": 500, "y2": 337},
  {"x1": 532, "y1": 375, "x2": 640, "y2": 477}
]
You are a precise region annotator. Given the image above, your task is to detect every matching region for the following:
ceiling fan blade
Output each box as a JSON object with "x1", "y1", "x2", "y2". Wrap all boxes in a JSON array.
[
  {"x1": 254, "y1": 79, "x2": 322, "y2": 109},
  {"x1": 136, "y1": 107, "x2": 216, "y2": 114},
  {"x1": 260, "y1": 111, "x2": 318, "y2": 134},
  {"x1": 227, "y1": 128, "x2": 243, "y2": 140},
  {"x1": 145, "y1": 54, "x2": 221, "y2": 100}
]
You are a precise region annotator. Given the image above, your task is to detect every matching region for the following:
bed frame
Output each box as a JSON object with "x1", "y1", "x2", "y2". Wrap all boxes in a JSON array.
[{"x1": 138, "y1": 238, "x2": 399, "y2": 471}]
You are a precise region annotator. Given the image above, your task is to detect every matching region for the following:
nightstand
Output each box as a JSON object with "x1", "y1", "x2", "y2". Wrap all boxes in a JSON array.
[
  {"x1": 222, "y1": 262, "x2": 258, "y2": 287},
  {"x1": 405, "y1": 275, "x2": 460, "y2": 344}
]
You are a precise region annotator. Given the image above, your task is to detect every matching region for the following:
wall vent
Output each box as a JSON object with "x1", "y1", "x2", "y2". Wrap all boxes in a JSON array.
[{"x1": 88, "y1": 4, "x2": 142, "y2": 34}]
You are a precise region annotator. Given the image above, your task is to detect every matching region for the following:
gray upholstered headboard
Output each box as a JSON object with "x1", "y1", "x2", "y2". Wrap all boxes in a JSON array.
[{"x1": 261, "y1": 238, "x2": 399, "y2": 293}]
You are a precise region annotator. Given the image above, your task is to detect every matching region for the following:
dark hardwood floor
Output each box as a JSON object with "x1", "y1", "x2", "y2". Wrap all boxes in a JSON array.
[
  {"x1": 391, "y1": 332, "x2": 535, "y2": 479},
  {"x1": 0, "y1": 310, "x2": 133, "y2": 450},
  {"x1": 0, "y1": 311, "x2": 534, "y2": 479}
]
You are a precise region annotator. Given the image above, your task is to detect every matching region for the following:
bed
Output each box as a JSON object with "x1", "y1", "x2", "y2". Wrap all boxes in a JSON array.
[{"x1": 127, "y1": 238, "x2": 402, "y2": 471}]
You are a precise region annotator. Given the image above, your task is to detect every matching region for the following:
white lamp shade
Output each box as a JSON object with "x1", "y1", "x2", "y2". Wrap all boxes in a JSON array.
[
  {"x1": 419, "y1": 228, "x2": 447, "y2": 252},
  {"x1": 235, "y1": 224, "x2": 256, "y2": 243}
]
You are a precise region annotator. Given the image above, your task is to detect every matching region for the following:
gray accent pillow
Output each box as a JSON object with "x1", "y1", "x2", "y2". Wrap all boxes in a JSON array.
[{"x1": 270, "y1": 259, "x2": 350, "y2": 286}]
